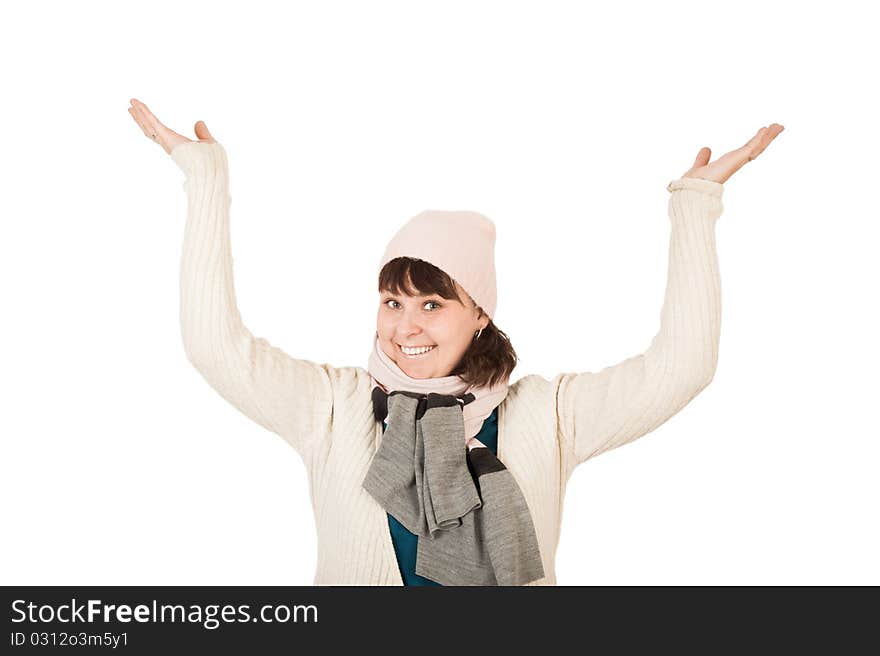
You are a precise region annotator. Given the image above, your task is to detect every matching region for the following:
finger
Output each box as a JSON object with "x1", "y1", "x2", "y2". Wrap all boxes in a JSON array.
[
  {"x1": 131, "y1": 99, "x2": 165, "y2": 133},
  {"x1": 143, "y1": 107, "x2": 169, "y2": 142},
  {"x1": 750, "y1": 123, "x2": 785, "y2": 159},
  {"x1": 140, "y1": 100, "x2": 192, "y2": 148},
  {"x1": 129, "y1": 99, "x2": 164, "y2": 143},
  {"x1": 712, "y1": 148, "x2": 751, "y2": 178},
  {"x1": 717, "y1": 126, "x2": 770, "y2": 169},
  {"x1": 740, "y1": 126, "x2": 767, "y2": 151},
  {"x1": 128, "y1": 106, "x2": 152, "y2": 139},
  {"x1": 129, "y1": 101, "x2": 150, "y2": 133},
  {"x1": 131, "y1": 99, "x2": 182, "y2": 142},
  {"x1": 194, "y1": 120, "x2": 216, "y2": 143},
  {"x1": 692, "y1": 146, "x2": 711, "y2": 168},
  {"x1": 739, "y1": 123, "x2": 785, "y2": 162},
  {"x1": 130, "y1": 102, "x2": 178, "y2": 153}
]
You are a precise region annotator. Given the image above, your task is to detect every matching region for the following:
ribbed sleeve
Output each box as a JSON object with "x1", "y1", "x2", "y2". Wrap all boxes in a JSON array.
[
  {"x1": 170, "y1": 141, "x2": 335, "y2": 459},
  {"x1": 554, "y1": 176, "x2": 724, "y2": 471}
]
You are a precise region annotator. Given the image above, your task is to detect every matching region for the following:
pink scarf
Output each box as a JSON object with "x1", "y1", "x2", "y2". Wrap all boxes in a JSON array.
[{"x1": 366, "y1": 334, "x2": 509, "y2": 449}]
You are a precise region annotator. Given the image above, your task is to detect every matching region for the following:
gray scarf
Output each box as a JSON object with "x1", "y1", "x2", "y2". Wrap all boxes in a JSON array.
[{"x1": 362, "y1": 388, "x2": 545, "y2": 586}]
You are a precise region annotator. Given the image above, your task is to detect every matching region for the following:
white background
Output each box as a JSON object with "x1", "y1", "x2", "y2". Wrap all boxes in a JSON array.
[{"x1": 2, "y1": 0, "x2": 877, "y2": 586}]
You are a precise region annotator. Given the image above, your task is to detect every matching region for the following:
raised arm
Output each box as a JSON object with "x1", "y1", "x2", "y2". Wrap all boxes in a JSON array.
[
  {"x1": 554, "y1": 176, "x2": 723, "y2": 472},
  {"x1": 170, "y1": 140, "x2": 335, "y2": 459}
]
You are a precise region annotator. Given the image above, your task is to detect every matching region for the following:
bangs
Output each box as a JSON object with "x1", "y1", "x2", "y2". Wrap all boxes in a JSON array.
[{"x1": 378, "y1": 257, "x2": 462, "y2": 302}]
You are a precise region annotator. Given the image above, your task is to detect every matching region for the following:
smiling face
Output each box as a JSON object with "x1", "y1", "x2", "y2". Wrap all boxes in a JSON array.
[{"x1": 377, "y1": 278, "x2": 489, "y2": 379}]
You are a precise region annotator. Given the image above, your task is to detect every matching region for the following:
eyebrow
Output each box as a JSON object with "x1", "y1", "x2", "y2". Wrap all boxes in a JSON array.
[{"x1": 381, "y1": 292, "x2": 442, "y2": 300}]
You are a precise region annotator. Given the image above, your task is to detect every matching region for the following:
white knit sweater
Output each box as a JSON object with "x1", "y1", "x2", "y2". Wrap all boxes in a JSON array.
[{"x1": 170, "y1": 141, "x2": 724, "y2": 586}]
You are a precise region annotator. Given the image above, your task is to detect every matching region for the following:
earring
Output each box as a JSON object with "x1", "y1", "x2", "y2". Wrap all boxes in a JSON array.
[{"x1": 474, "y1": 327, "x2": 483, "y2": 340}]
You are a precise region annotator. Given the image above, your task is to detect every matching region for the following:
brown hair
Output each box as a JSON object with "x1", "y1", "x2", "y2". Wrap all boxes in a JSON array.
[{"x1": 378, "y1": 257, "x2": 518, "y2": 388}]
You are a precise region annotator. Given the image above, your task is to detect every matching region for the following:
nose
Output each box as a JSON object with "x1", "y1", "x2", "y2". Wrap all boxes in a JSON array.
[{"x1": 396, "y1": 308, "x2": 424, "y2": 337}]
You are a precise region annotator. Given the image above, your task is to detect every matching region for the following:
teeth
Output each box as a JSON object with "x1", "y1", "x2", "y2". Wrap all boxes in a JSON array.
[{"x1": 401, "y1": 345, "x2": 435, "y2": 355}]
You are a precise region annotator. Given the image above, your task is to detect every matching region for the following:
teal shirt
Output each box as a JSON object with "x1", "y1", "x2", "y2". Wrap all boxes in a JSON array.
[{"x1": 382, "y1": 406, "x2": 499, "y2": 586}]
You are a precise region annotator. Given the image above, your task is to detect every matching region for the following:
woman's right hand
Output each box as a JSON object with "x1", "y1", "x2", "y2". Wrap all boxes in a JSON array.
[{"x1": 128, "y1": 98, "x2": 217, "y2": 155}]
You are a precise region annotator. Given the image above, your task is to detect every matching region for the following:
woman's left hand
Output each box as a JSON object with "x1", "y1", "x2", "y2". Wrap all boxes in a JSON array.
[{"x1": 681, "y1": 123, "x2": 785, "y2": 184}]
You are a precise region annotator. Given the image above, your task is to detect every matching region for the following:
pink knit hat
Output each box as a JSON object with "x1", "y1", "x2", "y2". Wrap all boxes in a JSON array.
[{"x1": 378, "y1": 210, "x2": 498, "y2": 320}]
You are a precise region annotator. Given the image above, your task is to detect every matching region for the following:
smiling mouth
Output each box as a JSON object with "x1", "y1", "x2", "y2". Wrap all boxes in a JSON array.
[{"x1": 397, "y1": 343, "x2": 436, "y2": 358}]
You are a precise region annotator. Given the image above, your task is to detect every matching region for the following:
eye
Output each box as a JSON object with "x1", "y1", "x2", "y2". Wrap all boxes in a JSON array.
[{"x1": 383, "y1": 298, "x2": 441, "y2": 310}]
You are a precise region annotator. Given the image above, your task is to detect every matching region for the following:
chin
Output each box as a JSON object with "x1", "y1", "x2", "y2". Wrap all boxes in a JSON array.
[{"x1": 397, "y1": 360, "x2": 441, "y2": 379}]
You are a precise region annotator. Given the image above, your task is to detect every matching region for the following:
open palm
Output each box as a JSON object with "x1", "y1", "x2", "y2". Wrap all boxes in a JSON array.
[
  {"x1": 129, "y1": 99, "x2": 783, "y2": 185},
  {"x1": 128, "y1": 98, "x2": 216, "y2": 155},
  {"x1": 682, "y1": 123, "x2": 785, "y2": 184}
]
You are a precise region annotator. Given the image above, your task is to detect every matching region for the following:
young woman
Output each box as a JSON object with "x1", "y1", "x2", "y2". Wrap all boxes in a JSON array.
[{"x1": 129, "y1": 99, "x2": 783, "y2": 585}]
